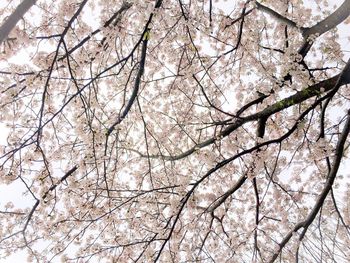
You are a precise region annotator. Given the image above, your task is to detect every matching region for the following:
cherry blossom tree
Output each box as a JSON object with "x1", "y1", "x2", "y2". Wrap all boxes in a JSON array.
[{"x1": 1, "y1": 0, "x2": 350, "y2": 262}]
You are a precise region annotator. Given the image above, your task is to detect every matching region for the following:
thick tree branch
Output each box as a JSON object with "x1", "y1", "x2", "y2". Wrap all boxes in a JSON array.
[
  {"x1": 106, "y1": 31, "x2": 149, "y2": 136},
  {"x1": 131, "y1": 59, "x2": 350, "y2": 161},
  {"x1": 0, "y1": 0, "x2": 37, "y2": 45},
  {"x1": 302, "y1": 0, "x2": 350, "y2": 38},
  {"x1": 207, "y1": 174, "x2": 247, "y2": 213},
  {"x1": 299, "y1": 0, "x2": 350, "y2": 57},
  {"x1": 106, "y1": 0, "x2": 163, "y2": 136},
  {"x1": 256, "y1": 0, "x2": 350, "y2": 58}
]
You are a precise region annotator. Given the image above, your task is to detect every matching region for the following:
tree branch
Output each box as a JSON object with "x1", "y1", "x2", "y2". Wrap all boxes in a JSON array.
[
  {"x1": 302, "y1": 0, "x2": 350, "y2": 38},
  {"x1": 130, "y1": 59, "x2": 350, "y2": 161},
  {"x1": 0, "y1": 0, "x2": 37, "y2": 45},
  {"x1": 255, "y1": 1, "x2": 300, "y2": 30},
  {"x1": 268, "y1": 108, "x2": 350, "y2": 263},
  {"x1": 106, "y1": 31, "x2": 149, "y2": 136}
]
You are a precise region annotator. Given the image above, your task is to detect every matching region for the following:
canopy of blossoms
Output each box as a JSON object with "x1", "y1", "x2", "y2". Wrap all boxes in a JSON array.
[{"x1": 0, "y1": 0, "x2": 350, "y2": 262}]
